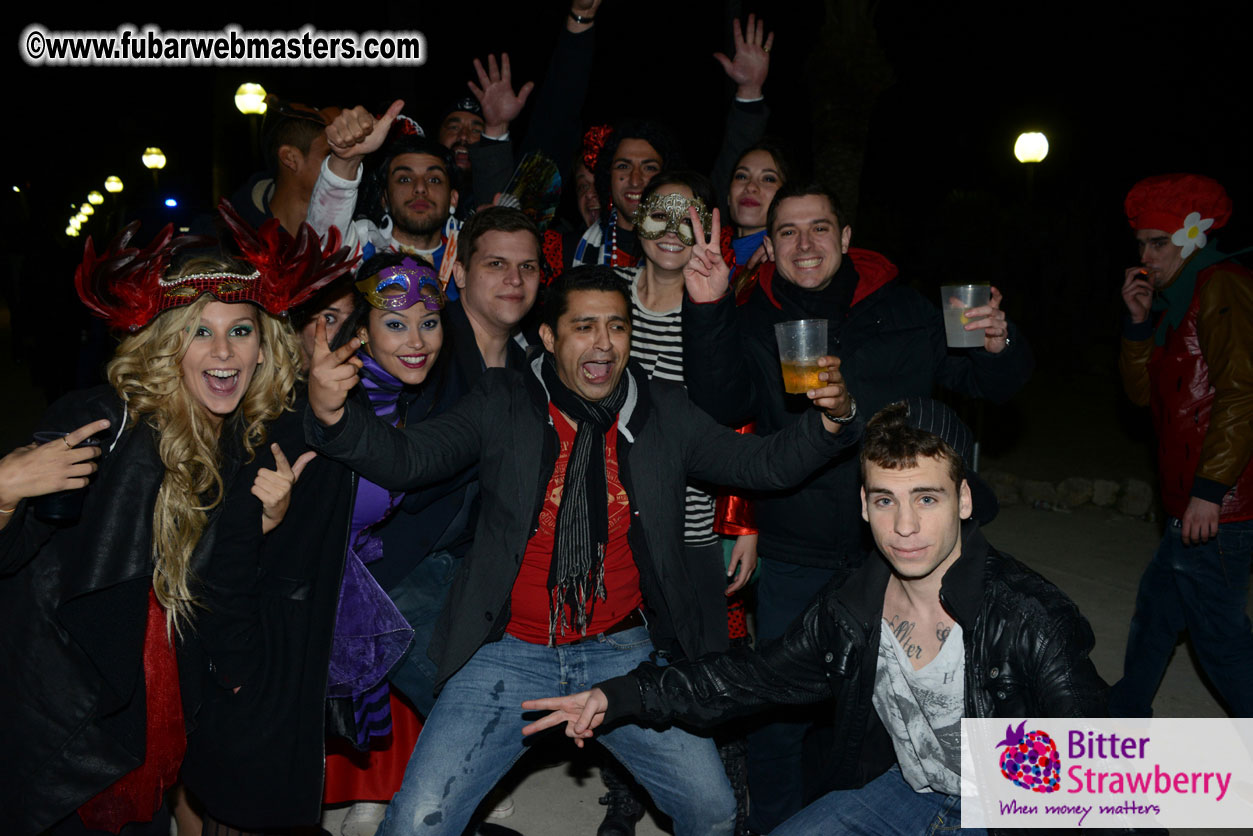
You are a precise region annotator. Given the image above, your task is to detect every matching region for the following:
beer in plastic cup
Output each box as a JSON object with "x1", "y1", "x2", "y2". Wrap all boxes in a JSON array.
[
  {"x1": 774, "y1": 319, "x2": 828, "y2": 394},
  {"x1": 940, "y1": 284, "x2": 991, "y2": 348}
]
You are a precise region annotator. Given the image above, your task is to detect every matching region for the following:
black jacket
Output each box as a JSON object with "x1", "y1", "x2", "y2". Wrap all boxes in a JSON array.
[
  {"x1": 308, "y1": 359, "x2": 861, "y2": 684},
  {"x1": 682, "y1": 254, "x2": 1034, "y2": 568},
  {"x1": 0, "y1": 387, "x2": 249, "y2": 835},
  {"x1": 181, "y1": 396, "x2": 354, "y2": 829},
  {"x1": 600, "y1": 522, "x2": 1108, "y2": 793}
]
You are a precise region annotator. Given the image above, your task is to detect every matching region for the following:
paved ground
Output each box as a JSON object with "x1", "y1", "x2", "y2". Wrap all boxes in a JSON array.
[{"x1": 1, "y1": 311, "x2": 1243, "y2": 834}]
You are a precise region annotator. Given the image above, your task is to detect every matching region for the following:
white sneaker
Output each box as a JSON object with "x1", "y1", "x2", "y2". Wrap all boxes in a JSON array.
[{"x1": 341, "y1": 801, "x2": 388, "y2": 836}]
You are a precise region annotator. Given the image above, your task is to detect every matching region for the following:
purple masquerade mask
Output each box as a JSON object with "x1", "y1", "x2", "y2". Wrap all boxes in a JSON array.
[{"x1": 355, "y1": 258, "x2": 445, "y2": 311}]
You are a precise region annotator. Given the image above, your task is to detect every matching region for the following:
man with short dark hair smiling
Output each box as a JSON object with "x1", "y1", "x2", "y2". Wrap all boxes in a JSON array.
[
  {"x1": 681, "y1": 180, "x2": 1035, "y2": 830},
  {"x1": 305, "y1": 263, "x2": 860, "y2": 836}
]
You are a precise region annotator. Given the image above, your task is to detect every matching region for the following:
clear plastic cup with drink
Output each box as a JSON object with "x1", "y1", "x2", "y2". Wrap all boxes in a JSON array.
[
  {"x1": 774, "y1": 319, "x2": 829, "y2": 394},
  {"x1": 940, "y1": 284, "x2": 991, "y2": 348}
]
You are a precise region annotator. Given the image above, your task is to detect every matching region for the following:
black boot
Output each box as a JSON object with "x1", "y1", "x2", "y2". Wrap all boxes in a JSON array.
[{"x1": 597, "y1": 760, "x2": 646, "y2": 836}]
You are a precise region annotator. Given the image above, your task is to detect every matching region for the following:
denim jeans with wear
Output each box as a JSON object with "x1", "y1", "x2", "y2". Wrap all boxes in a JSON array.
[
  {"x1": 1110, "y1": 518, "x2": 1253, "y2": 717},
  {"x1": 376, "y1": 626, "x2": 736, "y2": 836},
  {"x1": 773, "y1": 765, "x2": 983, "y2": 836}
]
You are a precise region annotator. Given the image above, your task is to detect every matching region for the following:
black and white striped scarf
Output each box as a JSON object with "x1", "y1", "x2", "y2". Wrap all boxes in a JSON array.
[{"x1": 539, "y1": 352, "x2": 631, "y2": 643}]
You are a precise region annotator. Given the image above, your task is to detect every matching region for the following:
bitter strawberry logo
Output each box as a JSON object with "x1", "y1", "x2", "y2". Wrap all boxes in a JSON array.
[{"x1": 997, "y1": 720, "x2": 1061, "y2": 793}]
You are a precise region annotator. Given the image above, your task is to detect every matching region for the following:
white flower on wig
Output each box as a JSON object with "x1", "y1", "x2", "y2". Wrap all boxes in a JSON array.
[{"x1": 1171, "y1": 211, "x2": 1214, "y2": 259}]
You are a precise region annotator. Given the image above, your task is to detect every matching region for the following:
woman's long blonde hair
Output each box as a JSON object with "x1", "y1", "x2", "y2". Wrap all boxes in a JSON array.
[{"x1": 106, "y1": 259, "x2": 303, "y2": 636}]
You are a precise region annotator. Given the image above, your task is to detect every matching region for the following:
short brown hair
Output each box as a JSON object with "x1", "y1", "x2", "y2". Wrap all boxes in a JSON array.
[
  {"x1": 455, "y1": 206, "x2": 541, "y2": 266},
  {"x1": 860, "y1": 401, "x2": 964, "y2": 487}
]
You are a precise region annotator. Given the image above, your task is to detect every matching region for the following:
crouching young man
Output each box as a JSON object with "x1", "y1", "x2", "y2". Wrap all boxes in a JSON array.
[{"x1": 523, "y1": 397, "x2": 1108, "y2": 835}]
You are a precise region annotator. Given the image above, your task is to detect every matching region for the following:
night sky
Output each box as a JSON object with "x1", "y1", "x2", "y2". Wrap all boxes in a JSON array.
[{"x1": 5, "y1": 0, "x2": 1250, "y2": 371}]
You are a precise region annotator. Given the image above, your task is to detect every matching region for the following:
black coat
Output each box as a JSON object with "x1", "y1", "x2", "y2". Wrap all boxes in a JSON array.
[
  {"x1": 0, "y1": 387, "x2": 245, "y2": 836},
  {"x1": 600, "y1": 522, "x2": 1109, "y2": 793},
  {"x1": 682, "y1": 255, "x2": 1035, "y2": 568},
  {"x1": 181, "y1": 395, "x2": 354, "y2": 829},
  {"x1": 308, "y1": 360, "x2": 861, "y2": 685}
]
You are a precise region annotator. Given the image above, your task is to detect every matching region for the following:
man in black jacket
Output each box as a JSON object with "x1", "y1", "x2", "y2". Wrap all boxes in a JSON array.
[
  {"x1": 681, "y1": 180, "x2": 1035, "y2": 830},
  {"x1": 306, "y1": 265, "x2": 860, "y2": 836},
  {"x1": 523, "y1": 398, "x2": 1108, "y2": 835}
]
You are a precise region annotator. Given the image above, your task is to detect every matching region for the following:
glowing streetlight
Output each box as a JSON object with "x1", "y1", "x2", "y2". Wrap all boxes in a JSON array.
[
  {"x1": 1014, "y1": 132, "x2": 1049, "y2": 164},
  {"x1": 88, "y1": 191, "x2": 104, "y2": 205},
  {"x1": 105, "y1": 176, "x2": 124, "y2": 193},
  {"x1": 234, "y1": 83, "x2": 268, "y2": 115},
  {"x1": 80, "y1": 203, "x2": 94, "y2": 216},
  {"x1": 74, "y1": 212, "x2": 88, "y2": 224},
  {"x1": 66, "y1": 226, "x2": 79, "y2": 237},
  {"x1": 142, "y1": 147, "x2": 167, "y2": 170},
  {"x1": 69, "y1": 217, "x2": 82, "y2": 230}
]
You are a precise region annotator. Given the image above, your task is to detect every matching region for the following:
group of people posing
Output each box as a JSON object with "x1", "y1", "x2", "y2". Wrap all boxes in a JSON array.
[{"x1": 5, "y1": 3, "x2": 1253, "y2": 836}]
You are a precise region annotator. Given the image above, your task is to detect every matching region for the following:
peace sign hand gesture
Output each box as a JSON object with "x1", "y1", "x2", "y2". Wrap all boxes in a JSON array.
[
  {"x1": 309, "y1": 317, "x2": 364, "y2": 427},
  {"x1": 682, "y1": 206, "x2": 731, "y2": 304},
  {"x1": 254, "y1": 443, "x2": 318, "y2": 534}
]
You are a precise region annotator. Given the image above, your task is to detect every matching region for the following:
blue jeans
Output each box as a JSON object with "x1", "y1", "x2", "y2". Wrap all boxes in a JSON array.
[
  {"x1": 376, "y1": 626, "x2": 736, "y2": 836},
  {"x1": 386, "y1": 550, "x2": 460, "y2": 716},
  {"x1": 774, "y1": 766, "x2": 982, "y2": 836},
  {"x1": 746, "y1": 558, "x2": 838, "y2": 832},
  {"x1": 1110, "y1": 518, "x2": 1253, "y2": 717}
]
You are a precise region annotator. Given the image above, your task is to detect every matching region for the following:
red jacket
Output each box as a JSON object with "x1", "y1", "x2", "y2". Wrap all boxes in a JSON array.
[{"x1": 1121, "y1": 261, "x2": 1253, "y2": 521}]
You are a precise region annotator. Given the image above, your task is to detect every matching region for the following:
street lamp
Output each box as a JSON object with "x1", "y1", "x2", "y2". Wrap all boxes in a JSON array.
[
  {"x1": 104, "y1": 176, "x2": 124, "y2": 194},
  {"x1": 74, "y1": 212, "x2": 88, "y2": 224},
  {"x1": 69, "y1": 216, "x2": 82, "y2": 230},
  {"x1": 66, "y1": 226, "x2": 79, "y2": 237},
  {"x1": 234, "y1": 83, "x2": 268, "y2": 115},
  {"x1": 88, "y1": 191, "x2": 104, "y2": 205},
  {"x1": 80, "y1": 203, "x2": 94, "y2": 216},
  {"x1": 142, "y1": 147, "x2": 167, "y2": 170},
  {"x1": 1014, "y1": 132, "x2": 1049, "y2": 164}
]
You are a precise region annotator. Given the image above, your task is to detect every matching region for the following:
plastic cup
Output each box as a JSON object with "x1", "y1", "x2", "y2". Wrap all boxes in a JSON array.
[
  {"x1": 30, "y1": 431, "x2": 100, "y2": 524},
  {"x1": 774, "y1": 319, "x2": 828, "y2": 394},
  {"x1": 940, "y1": 284, "x2": 992, "y2": 348}
]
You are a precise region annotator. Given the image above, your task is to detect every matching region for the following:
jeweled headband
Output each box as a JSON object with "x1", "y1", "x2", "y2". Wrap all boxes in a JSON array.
[
  {"x1": 355, "y1": 258, "x2": 445, "y2": 311},
  {"x1": 633, "y1": 192, "x2": 711, "y2": 246}
]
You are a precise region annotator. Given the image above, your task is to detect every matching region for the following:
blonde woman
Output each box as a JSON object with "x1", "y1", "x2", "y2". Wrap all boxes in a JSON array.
[{"x1": 0, "y1": 205, "x2": 353, "y2": 836}]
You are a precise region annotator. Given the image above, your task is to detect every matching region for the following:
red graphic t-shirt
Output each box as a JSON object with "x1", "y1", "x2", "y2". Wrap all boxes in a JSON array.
[{"x1": 507, "y1": 403, "x2": 641, "y2": 644}]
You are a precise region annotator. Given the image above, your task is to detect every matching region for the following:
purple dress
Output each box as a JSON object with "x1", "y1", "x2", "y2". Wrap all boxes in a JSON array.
[{"x1": 325, "y1": 351, "x2": 416, "y2": 746}]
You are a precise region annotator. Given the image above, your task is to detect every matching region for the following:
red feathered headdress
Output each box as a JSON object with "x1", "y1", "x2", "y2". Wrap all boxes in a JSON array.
[{"x1": 75, "y1": 200, "x2": 359, "y2": 331}]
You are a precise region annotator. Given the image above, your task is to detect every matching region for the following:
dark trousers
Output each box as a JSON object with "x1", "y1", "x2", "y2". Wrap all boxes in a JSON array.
[{"x1": 745, "y1": 558, "x2": 838, "y2": 833}]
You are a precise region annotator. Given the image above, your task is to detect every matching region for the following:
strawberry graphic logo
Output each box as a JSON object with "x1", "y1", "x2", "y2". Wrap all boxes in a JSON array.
[{"x1": 996, "y1": 720, "x2": 1061, "y2": 793}]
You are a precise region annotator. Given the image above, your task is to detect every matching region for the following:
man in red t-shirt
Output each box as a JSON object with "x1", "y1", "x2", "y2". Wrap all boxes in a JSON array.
[{"x1": 307, "y1": 253, "x2": 859, "y2": 835}]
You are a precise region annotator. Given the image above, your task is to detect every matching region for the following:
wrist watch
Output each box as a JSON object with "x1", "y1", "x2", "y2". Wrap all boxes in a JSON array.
[{"x1": 825, "y1": 397, "x2": 857, "y2": 424}]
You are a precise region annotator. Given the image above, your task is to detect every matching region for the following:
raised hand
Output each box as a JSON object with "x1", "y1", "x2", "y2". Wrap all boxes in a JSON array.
[
  {"x1": 468, "y1": 54, "x2": 534, "y2": 137},
  {"x1": 0, "y1": 418, "x2": 110, "y2": 511},
  {"x1": 1121, "y1": 267, "x2": 1154, "y2": 325},
  {"x1": 961, "y1": 286, "x2": 1009, "y2": 354},
  {"x1": 713, "y1": 14, "x2": 774, "y2": 100},
  {"x1": 308, "y1": 317, "x2": 364, "y2": 427},
  {"x1": 808, "y1": 356, "x2": 854, "y2": 432},
  {"x1": 253, "y1": 443, "x2": 318, "y2": 534},
  {"x1": 521, "y1": 688, "x2": 609, "y2": 748},
  {"x1": 683, "y1": 206, "x2": 731, "y2": 303},
  {"x1": 325, "y1": 99, "x2": 406, "y2": 175}
]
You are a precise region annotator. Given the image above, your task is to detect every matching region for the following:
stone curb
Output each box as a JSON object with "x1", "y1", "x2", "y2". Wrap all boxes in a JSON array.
[{"x1": 981, "y1": 472, "x2": 1158, "y2": 521}]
